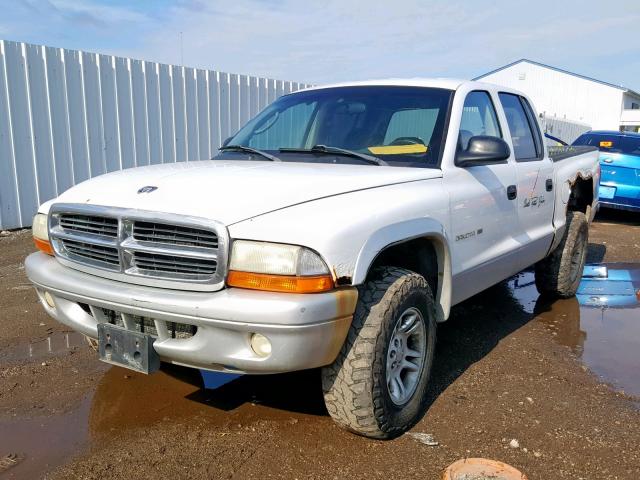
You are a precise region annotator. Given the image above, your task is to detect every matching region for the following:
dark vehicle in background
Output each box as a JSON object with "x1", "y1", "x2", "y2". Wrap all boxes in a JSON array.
[
  {"x1": 573, "y1": 131, "x2": 640, "y2": 212},
  {"x1": 545, "y1": 132, "x2": 568, "y2": 147}
]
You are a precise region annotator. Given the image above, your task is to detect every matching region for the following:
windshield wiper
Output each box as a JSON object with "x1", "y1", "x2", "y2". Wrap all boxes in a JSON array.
[
  {"x1": 279, "y1": 145, "x2": 388, "y2": 166},
  {"x1": 218, "y1": 144, "x2": 281, "y2": 162}
]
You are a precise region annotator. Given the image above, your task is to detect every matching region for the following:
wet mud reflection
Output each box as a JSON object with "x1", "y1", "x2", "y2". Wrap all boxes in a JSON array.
[
  {"x1": 0, "y1": 331, "x2": 87, "y2": 364},
  {"x1": 509, "y1": 263, "x2": 640, "y2": 398},
  {"x1": 0, "y1": 395, "x2": 91, "y2": 479}
]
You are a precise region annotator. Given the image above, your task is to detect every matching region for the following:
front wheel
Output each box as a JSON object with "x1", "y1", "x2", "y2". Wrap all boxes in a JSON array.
[{"x1": 321, "y1": 267, "x2": 437, "y2": 439}]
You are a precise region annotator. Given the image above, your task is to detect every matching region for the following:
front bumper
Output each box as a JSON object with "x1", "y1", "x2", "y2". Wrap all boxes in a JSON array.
[
  {"x1": 25, "y1": 252, "x2": 357, "y2": 374},
  {"x1": 598, "y1": 197, "x2": 640, "y2": 213}
]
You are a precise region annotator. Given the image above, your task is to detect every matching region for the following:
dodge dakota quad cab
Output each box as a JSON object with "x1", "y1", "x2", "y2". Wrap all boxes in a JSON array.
[{"x1": 25, "y1": 79, "x2": 600, "y2": 439}]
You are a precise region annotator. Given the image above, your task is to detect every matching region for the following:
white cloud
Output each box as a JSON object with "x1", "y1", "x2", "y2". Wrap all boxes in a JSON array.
[
  {"x1": 3, "y1": 0, "x2": 639, "y2": 90},
  {"x1": 112, "y1": 0, "x2": 639, "y2": 89},
  {"x1": 119, "y1": 0, "x2": 494, "y2": 82},
  {"x1": 50, "y1": 0, "x2": 150, "y2": 23}
]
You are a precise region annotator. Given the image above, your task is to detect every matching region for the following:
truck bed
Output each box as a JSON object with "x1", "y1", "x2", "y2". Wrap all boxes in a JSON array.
[{"x1": 548, "y1": 145, "x2": 598, "y2": 162}]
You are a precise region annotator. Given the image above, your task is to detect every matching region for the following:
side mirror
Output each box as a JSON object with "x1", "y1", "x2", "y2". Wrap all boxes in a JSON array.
[
  {"x1": 222, "y1": 136, "x2": 233, "y2": 148},
  {"x1": 455, "y1": 136, "x2": 511, "y2": 167}
]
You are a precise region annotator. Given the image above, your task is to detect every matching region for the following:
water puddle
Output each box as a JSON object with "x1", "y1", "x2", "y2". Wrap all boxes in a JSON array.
[
  {"x1": 0, "y1": 395, "x2": 91, "y2": 479},
  {"x1": 0, "y1": 367, "x2": 232, "y2": 478},
  {"x1": 0, "y1": 363, "x2": 320, "y2": 478},
  {"x1": 509, "y1": 263, "x2": 640, "y2": 398},
  {"x1": 0, "y1": 331, "x2": 87, "y2": 364}
]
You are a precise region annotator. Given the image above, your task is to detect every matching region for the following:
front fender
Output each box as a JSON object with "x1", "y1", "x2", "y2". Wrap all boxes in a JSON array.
[
  {"x1": 227, "y1": 180, "x2": 452, "y2": 319},
  {"x1": 353, "y1": 218, "x2": 453, "y2": 322}
]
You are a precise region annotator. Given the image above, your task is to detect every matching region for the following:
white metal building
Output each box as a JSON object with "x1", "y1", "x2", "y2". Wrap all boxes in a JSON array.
[{"x1": 475, "y1": 59, "x2": 640, "y2": 134}]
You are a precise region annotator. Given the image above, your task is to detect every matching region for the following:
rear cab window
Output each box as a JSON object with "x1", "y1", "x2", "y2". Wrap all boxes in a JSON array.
[
  {"x1": 498, "y1": 93, "x2": 543, "y2": 161},
  {"x1": 383, "y1": 108, "x2": 439, "y2": 151}
]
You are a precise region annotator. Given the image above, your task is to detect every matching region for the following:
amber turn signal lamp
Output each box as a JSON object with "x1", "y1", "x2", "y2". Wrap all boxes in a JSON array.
[
  {"x1": 34, "y1": 238, "x2": 54, "y2": 256},
  {"x1": 227, "y1": 270, "x2": 333, "y2": 293}
]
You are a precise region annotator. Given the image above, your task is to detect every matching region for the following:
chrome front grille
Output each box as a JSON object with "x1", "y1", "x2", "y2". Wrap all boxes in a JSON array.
[
  {"x1": 132, "y1": 221, "x2": 218, "y2": 248},
  {"x1": 59, "y1": 214, "x2": 118, "y2": 238},
  {"x1": 61, "y1": 238, "x2": 120, "y2": 266},
  {"x1": 49, "y1": 204, "x2": 228, "y2": 291},
  {"x1": 132, "y1": 251, "x2": 218, "y2": 277}
]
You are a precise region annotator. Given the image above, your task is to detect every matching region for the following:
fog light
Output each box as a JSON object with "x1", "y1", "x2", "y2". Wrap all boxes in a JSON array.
[
  {"x1": 43, "y1": 291, "x2": 55, "y2": 308},
  {"x1": 250, "y1": 333, "x2": 272, "y2": 357}
]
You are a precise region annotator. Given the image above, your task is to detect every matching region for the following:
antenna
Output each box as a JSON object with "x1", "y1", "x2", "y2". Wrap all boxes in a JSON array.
[{"x1": 180, "y1": 31, "x2": 184, "y2": 66}]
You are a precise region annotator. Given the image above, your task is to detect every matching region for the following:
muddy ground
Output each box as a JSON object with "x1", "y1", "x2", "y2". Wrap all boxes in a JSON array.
[{"x1": 1, "y1": 209, "x2": 639, "y2": 480}]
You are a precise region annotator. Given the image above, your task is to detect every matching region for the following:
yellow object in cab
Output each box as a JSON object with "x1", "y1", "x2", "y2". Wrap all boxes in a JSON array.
[{"x1": 368, "y1": 144, "x2": 428, "y2": 155}]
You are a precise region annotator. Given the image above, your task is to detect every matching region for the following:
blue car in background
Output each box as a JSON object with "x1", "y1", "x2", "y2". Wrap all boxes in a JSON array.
[{"x1": 572, "y1": 130, "x2": 640, "y2": 212}]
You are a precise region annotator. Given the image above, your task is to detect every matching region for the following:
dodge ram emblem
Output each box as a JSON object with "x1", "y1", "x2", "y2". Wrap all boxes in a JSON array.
[{"x1": 137, "y1": 186, "x2": 158, "y2": 194}]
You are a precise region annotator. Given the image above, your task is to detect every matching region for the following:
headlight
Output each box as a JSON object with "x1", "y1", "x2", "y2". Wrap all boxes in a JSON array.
[
  {"x1": 229, "y1": 240, "x2": 329, "y2": 276},
  {"x1": 227, "y1": 240, "x2": 333, "y2": 293},
  {"x1": 33, "y1": 213, "x2": 49, "y2": 241},
  {"x1": 32, "y1": 213, "x2": 54, "y2": 255}
]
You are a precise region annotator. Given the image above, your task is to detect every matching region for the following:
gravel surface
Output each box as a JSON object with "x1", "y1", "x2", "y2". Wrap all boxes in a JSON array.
[{"x1": 0, "y1": 209, "x2": 639, "y2": 480}]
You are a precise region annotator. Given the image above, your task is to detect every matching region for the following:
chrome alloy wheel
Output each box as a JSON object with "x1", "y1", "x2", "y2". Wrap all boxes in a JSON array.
[{"x1": 386, "y1": 306, "x2": 427, "y2": 406}]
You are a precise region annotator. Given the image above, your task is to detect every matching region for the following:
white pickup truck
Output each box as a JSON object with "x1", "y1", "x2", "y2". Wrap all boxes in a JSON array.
[{"x1": 26, "y1": 79, "x2": 599, "y2": 439}]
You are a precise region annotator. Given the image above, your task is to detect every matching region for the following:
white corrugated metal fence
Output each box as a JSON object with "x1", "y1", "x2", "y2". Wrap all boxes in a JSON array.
[
  {"x1": 540, "y1": 114, "x2": 591, "y2": 144},
  {"x1": 0, "y1": 40, "x2": 311, "y2": 230}
]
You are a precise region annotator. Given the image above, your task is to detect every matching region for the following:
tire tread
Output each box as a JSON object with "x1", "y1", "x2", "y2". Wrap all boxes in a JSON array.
[
  {"x1": 321, "y1": 266, "x2": 435, "y2": 439},
  {"x1": 535, "y1": 210, "x2": 588, "y2": 298}
]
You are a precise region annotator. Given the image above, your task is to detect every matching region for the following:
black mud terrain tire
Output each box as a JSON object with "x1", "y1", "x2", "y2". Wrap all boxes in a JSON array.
[
  {"x1": 321, "y1": 267, "x2": 437, "y2": 439},
  {"x1": 535, "y1": 210, "x2": 588, "y2": 298}
]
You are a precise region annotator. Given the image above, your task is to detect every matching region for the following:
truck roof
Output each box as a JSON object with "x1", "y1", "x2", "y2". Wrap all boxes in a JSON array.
[
  {"x1": 298, "y1": 78, "x2": 468, "y2": 92},
  {"x1": 295, "y1": 78, "x2": 525, "y2": 97}
]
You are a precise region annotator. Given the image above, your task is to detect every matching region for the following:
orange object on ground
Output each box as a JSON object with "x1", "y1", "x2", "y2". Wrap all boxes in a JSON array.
[{"x1": 442, "y1": 458, "x2": 527, "y2": 480}]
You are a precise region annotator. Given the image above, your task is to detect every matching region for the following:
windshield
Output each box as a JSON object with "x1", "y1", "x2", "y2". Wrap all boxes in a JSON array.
[
  {"x1": 225, "y1": 86, "x2": 453, "y2": 167},
  {"x1": 573, "y1": 133, "x2": 640, "y2": 157}
]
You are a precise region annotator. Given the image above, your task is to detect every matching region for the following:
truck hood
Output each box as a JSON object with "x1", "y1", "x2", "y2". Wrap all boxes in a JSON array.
[{"x1": 50, "y1": 160, "x2": 442, "y2": 225}]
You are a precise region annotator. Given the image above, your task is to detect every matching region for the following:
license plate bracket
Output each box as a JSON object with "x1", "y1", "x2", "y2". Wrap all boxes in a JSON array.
[{"x1": 97, "y1": 323, "x2": 160, "y2": 374}]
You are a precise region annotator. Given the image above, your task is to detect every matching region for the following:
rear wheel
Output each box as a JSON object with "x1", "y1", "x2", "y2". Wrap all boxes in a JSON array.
[
  {"x1": 321, "y1": 266, "x2": 437, "y2": 439},
  {"x1": 535, "y1": 210, "x2": 588, "y2": 298}
]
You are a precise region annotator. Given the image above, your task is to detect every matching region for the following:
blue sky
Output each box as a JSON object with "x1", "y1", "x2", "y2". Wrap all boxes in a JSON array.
[{"x1": 1, "y1": 0, "x2": 639, "y2": 91}]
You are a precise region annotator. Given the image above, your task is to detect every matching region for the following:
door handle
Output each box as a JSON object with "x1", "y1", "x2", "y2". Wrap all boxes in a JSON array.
[
  {"x1": 507, "y1": 185, "x2": 517, "y2": 200},
  {"x1": 546, "y1": 179, "x2": 553, "y2": 191}
]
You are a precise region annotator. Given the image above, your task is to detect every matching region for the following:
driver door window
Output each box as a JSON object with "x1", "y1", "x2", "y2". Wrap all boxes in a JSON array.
[{"x1": 459, "y1": 91, "x2": 502, "y2": 150}]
